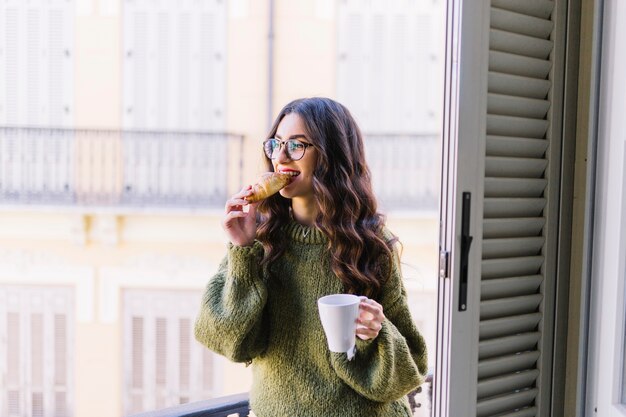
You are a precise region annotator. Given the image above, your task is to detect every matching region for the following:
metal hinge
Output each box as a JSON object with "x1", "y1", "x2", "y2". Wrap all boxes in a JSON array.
[{"x1": 439, "y1": 250, "x2": 450, "y2": 279}]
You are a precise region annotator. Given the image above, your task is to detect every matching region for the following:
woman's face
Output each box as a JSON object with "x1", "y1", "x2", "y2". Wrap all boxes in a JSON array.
[{"x1": 271, "y1": 113, "x2": 318, "y2": 203}]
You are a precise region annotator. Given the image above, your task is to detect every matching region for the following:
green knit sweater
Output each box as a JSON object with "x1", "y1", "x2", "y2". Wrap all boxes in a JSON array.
[{"x1": 194, "y1": 220, "x2": 428, "y2": 417}]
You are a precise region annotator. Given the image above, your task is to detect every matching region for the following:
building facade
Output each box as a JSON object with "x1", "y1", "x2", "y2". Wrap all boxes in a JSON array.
[{"x1": 0, "y1": 1, "x2": 444, "y2": 416}]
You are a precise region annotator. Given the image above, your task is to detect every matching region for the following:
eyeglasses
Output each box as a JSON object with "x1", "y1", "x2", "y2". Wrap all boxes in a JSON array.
[{"x1": 263, "y1": 138, "x2": 314, "y2": 161}]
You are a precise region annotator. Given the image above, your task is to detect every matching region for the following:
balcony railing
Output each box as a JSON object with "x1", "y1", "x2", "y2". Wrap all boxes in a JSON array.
[
  {"x1": 0, "y1": 127, "x2": 243, "y2": 210},
  {"x1": 129, "y1": 375, "x2": 433, "y2": 417},
  {"x1": 364, "y1": 133, "x2": 440, "y2": 211},
  {"x1": 0, "y1": 128, "x2": 438, "y2": 212},
  {"x1": 131, "y1": 393, "x2": 250, "y2": 417}
]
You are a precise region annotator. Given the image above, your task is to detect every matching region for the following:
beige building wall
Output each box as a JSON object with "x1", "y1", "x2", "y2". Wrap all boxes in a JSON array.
[{"x1": 0, "y1": 1, "x2": 439, "y2": 416}]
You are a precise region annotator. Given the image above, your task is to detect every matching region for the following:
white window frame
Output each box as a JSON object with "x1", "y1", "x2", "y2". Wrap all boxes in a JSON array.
[
  {"x1": 122, "y1": 288, "x2": 223, "y2": 416},
  {"x1": 586, "y1": 0, "x2": 626, "y2": 415},
  {"x1": 0, "y1": 285, "x2": 75, "y2": 417}
]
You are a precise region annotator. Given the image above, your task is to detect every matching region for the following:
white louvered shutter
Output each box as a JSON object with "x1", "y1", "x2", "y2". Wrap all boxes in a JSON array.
[
  {"x1": 337, "y1": 0, "x2": 443, "y2": 211},
  {"x1": 0, "y1": 286, "x2": 74, "y2": 417},
  {"x1": 337, "y1": 0, "x2": 442, "y2": 134},
  {"x1": 123, "y1": 289, "x2": 220, "y2": 415},
  {"x1": 122, "y1": 0, "x2": 226, "y2": 131},
  {"x1": 436, "y1": 1, "x2": 565, "y2": 416},
  {"x1": 0, "y1": 0, "x2": 74, "y2": 127}
]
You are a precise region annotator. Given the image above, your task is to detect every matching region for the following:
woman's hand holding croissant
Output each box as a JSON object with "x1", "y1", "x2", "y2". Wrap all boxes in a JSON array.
[{"x1": 223, "y1": 185, "x2": 257, "y2": 247}]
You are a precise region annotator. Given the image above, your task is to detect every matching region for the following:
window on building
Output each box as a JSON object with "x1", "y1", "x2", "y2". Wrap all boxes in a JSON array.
[
  {"x1": 337, "y1": 0, "x2": 442, "y2": 134},
  {"x1": 122, "y1": 0, "x2": 227, "y2": 131},
  {"x1": 0, "y1": 0, "x2": 74, "y2": 127},
  {"x1": 0, "y1": 285, "x2": 74, "y2": 417},
  {"x1": 122, "y1": 289, "x2": 219, "y2": 415},
  {"x1": 336, "y1": 0, "x2": 444, "y2": 211}
]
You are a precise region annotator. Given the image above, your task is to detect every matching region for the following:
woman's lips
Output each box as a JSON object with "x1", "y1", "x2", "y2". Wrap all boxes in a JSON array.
[{"x1": 278, "y1": 169, "x2": 300, "y2": 178}]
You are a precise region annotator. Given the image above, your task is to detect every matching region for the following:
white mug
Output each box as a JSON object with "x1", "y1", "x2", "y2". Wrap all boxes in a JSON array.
[{"x1": 317, "y1": 294, "x2": 360, "y2": 359}]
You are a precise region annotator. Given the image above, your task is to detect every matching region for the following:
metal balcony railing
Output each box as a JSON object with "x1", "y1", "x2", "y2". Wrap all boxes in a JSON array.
[
  {"x1": 0, "y1": 127, "x2": 243, "y2": 210},
  {"x1": 0, "y1": 128, "x2": 438, "y2": 212},
  {"x1": 128, "y1": 375, "x2": 433, "y2": 417},
  {"x1": 364, "y1": 133, "x2": 440, "y2": 211},
  {"x1": 130, "y1": 393, "x2": 250, "y2": 417}
]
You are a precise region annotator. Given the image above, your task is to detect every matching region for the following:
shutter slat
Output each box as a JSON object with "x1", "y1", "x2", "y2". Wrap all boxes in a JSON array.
[
  {"x1": 7, "y1": 312, "x2": 20, "y2": 384},
  {"x1": 483, "y1": 237, "x2": 545, "y2": 258},
  {"x1": 479, "y1": 333, "x2": 540, "y2": 360},
  {"x1": 489, "y1": 51, "x2": 552, "y2": 78},
  {"x1": 481, "y1": 296, "x2": 543, "y2": 321},
  {"x1": 486, "y1": 136, "x2": 548, "y2": 158},
  {"x1": 488, "y1": 72, "x2": 551, "y2": 99},
  {"x1": 480, "y1": 313, "x2": 542, "y2": 339},
  {"x1": 478, "y1": 351, "x2": 540, "y2": 379},
  {"x1": 488, "y1": 93, "x2": 550, "y2": 119},
  {"x1": 481, "y1": 276, "x2": 543, "y2": 299},
  {"x1": 482, "y1": 256, "x2": 544, "y2": 279},
  {"x1": 477, "y1": 369, "x2": 540, "y2": 399},
  {"x1": 132, "y1": 316, "x2": 144, "y2": 390},
  {"x1": 490, "y1": 29, "x2": 553, "y2": 59},
  {"x1": 483, "y1": 218, "x2": 546, "y2": 238},
  {"x1": 54, "y1": 314, "x2": 67, "y2": 386},
  {"x1": 179, "y1": 318, "x2": 191, "y2": 392},
  {"x1": 491, "y1": 8, "x2": 553, "y2": 39},
  {"x1": 483, "y1": 198, "x2": 546, "y2": 218},
  {"x1": 484, "y1": 177, "x2": 547, "y2": 198},
  {"x1": 55, "y1": 392, "x2": 67, "y2": 417},
  {"x1": 156, "y1": 317, "x2": 166, "y2": 387},
  {"x1": 487, "y1": 114, "x2": 549, "y2": 138},
  {"x1": 477, "y1": 388, "x2": 538, "y2": 417},
  {"x1": 491, "y1": 0, "x2": 555, "y2": 19},
  {"x1": 485, "y1": 156, "x2": 547, "y2": 178},
  {"x1": 482, "y1": 237, "x2": 544, "y2": 259},
  {"x1": 31, "y1": 314, "x2": 44, "y2": 387},
  {"x1": 493, "y1": 407, "x2": 538, "y2": 417}
]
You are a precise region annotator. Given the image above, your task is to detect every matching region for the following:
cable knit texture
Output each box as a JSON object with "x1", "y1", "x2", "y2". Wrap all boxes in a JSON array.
[{"x1": 194, "y1": 220, "x2": 428, "y2": 417}]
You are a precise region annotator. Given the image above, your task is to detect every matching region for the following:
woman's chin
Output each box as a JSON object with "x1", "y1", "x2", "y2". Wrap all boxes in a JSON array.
[{"x1": 279, "y1": 189, "x2": 294, "y2": 199}]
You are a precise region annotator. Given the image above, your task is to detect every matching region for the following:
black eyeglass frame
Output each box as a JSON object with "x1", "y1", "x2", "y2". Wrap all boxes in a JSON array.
[{"x1": 262, "y1": 138, "x2": 315, "y2": 161}]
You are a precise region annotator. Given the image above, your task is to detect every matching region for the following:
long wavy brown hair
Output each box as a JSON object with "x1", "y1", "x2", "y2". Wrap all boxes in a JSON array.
[{"x1": 256, "y1": 97, "x2": 398, "y2": 300}]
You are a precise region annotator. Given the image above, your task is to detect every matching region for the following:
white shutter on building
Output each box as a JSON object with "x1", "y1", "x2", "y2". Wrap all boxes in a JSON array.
[
  {"x1": 123, "y1": 289, "x2": 220, "y2": 416},
  {"x1": 0, "y1": 0, "x2": 74, "y2": 127},
  {"x1": 0, "y1": 286, "x2": 74, "y2": 417},
  {"x1": 337, "y1": 0, "x2": 441, "y2": 133},
  {"x1": 122, "y1": 0, "x2": 227, "y2": 131}
]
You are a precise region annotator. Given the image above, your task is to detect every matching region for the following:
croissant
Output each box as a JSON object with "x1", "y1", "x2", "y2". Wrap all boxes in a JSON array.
[{"x1": 245, "y1": 172, "x2": 292, "y2": 203}]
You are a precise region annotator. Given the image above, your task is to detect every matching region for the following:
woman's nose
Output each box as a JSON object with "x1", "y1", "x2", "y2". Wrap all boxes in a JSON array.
[{"x1": 275, "y1": 144, "x2": 291, "y2": 162}]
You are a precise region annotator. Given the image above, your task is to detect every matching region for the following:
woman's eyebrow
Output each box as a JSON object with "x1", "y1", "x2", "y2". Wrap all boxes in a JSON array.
[{"x1": 274, "y1": 134, "x2": 307, "y2": 140}]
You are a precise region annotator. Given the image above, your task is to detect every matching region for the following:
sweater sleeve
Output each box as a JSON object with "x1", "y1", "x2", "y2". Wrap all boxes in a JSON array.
[
  {"x1": 194, "y1": 241, "x2": 269, "y2": 363},
  {"x1": 329, "y1": 245, "x2": 428, "y2": 402}
]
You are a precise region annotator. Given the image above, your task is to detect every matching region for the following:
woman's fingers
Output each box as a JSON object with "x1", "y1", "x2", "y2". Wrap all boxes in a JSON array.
[
  {"x1": 225, "y1": 198, "x2": 249, "y2": 212},
  {"x1": 222, "y1": 186, "x2": 257, "y2": 247},
  {"x1": 356, "y1": 298, "x2": 385, "y2": 340},
  {"x1": 359, "y1": 298, "x2": 385, "y2": 320},
  {"x1": 356, "y1": 326, "x2": 380, "y2": 340},
  {"x1": 224, "y1": 210, "x2": 247, "y2": 221},
  {"x1": 225, "y1": 186, "x2": 253, "y2": 213}
]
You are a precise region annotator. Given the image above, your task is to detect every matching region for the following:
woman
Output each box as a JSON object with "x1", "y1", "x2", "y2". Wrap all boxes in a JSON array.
[{"x1": 194, "y1": 97, "x2": 427, "y2": 417}]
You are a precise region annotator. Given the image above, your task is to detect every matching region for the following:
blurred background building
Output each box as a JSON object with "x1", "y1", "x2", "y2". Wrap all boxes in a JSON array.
[{"x1": 0, "y1": 0, "x2": 444, "y2": 416}]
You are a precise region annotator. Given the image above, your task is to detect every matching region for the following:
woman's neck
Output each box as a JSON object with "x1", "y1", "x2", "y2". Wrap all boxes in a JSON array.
[{"x1": 291, "y1": 197, "x2": 318, "y2": 227}]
